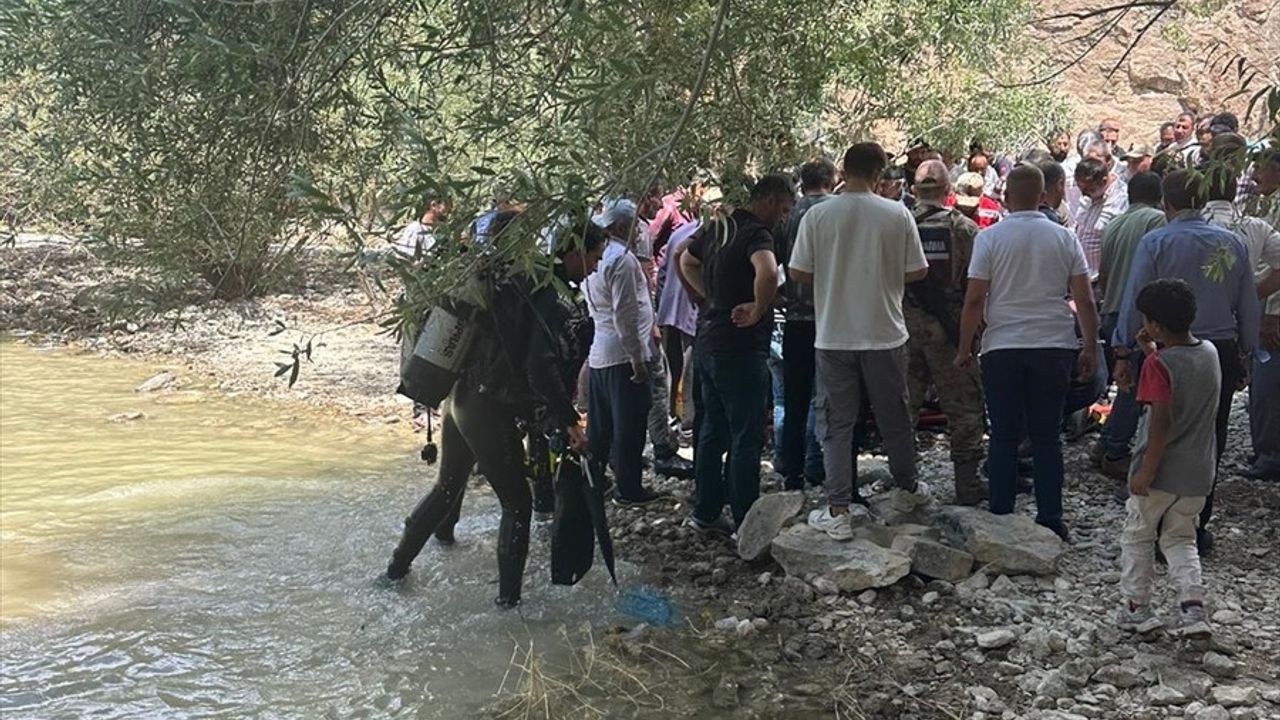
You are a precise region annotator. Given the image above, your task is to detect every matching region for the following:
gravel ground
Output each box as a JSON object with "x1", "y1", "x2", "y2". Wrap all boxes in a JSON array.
[{"x1": 5, "y1": 238, "x2": 1279, "y2": 719}]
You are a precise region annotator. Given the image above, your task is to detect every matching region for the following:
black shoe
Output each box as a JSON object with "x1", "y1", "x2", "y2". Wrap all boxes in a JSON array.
[
  {"x1": 1037, "y1": 519, "x2": 1071, "y2": 544},
  {"x1": 685, "y1": 514, "x2": 734, "y2": 537},
  {"x1": 385, "y1": 561, "x2": 410, "y2": 581},
  {"x1": 783, "y1": 476, "x2": 805, "y2": 491},
  {"x1": 614, "y1": 489, "x2": 669, "y2": 507},
  {"x1": 653, "y1": 455, "x2": 695, "y2": 479},
  {"x1": 494, "y1": 596, "x2": 521, "y2": 610},
  {"x1": 1112, "y1": 481, "x2": 1130, "y2": 503},
  {"x1": 434, "y1": 527, "x2": 456, "y2": 546},
  {"x1": 1197, "y1": 528, "x2": 1213, "y2": 557},
  {"x1": 1240, "y1": 463, "x2": 1280, "y2": 482}
]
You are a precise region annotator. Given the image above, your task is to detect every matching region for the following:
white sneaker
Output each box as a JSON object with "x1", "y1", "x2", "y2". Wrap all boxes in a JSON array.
[{"x1": 808, "y1": 507, "x2": 854, "y2": 541}]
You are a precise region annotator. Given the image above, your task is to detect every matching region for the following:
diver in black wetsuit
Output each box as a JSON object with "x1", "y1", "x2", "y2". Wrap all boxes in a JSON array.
[{"x1": 384, "y1": 217, "x2": 604, "y2": 609}]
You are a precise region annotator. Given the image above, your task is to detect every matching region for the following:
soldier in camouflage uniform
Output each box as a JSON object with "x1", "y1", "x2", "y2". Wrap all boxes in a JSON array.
[{"x1": 905, "y1": 161, "x2": 987, "y2": 505}]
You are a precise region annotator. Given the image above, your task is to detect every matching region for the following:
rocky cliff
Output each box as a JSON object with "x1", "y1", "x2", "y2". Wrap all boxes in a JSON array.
[{"x1": 1035, "y1": 0, "x2": 1278, "y2": 143}]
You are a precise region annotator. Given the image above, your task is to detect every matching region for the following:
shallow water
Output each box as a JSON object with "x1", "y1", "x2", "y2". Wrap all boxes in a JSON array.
[{"x1": 0, "y1": 342, "x2": 636, "y2": 718}]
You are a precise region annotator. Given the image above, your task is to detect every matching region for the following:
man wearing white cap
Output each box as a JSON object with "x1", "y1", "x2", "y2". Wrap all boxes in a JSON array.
[{"x1": 586, "y1": 200, "x2": 667, "y2": 504}]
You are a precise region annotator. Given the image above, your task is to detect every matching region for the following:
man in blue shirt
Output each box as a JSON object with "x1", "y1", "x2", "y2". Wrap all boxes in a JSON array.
[{"x1": 1113, "y1": 170, "x2": 1261, "y2": 556}]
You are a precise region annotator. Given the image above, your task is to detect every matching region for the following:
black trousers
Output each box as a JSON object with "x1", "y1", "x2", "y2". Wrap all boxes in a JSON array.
[
  {"x1": 388, "y1": 384, "x2": 532, "y2": 603},
  {"x1": 662, "y1": 327, "x2": 693, "y2": 418},
  {"x1": 1201, "y1": 338, "x2": 1245, "y2": 531},
  {"x1": 780, "y1": 319, "x2": 816, "y2": 481},
  {"x1": 588, "y1": 363, "x2": 652, "y2": 499}
]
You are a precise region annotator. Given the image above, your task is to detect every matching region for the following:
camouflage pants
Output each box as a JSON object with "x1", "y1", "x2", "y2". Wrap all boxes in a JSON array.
[{"x1": 904, "y1": 303, "x2": 985, "y2": 465}]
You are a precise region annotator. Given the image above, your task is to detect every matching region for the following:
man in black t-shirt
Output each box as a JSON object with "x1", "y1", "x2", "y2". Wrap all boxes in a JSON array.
[{"x1": 678, "y1": 174, "x2": 794, "y2": 533}]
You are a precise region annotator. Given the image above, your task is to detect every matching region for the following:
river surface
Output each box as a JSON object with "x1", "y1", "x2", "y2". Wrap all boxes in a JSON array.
[{"x1": 0, "y1": 341, "x2": 638, "y2": 718}]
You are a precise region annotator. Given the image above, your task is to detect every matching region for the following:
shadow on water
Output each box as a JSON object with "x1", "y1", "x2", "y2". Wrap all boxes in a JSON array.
[{"x1": 0, "y1": 341, "x2": 645, "y2": 719}]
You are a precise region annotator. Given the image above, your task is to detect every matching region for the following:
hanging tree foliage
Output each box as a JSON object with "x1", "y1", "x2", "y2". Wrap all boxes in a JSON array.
[{"x1": 1, "y1": 0, "x2": 1070, "y2": 308}]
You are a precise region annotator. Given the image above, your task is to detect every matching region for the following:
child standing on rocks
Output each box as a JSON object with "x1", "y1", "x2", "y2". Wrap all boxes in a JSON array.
[{"x1": 1116, "y1": 279, "x2": 1219, "y2": 637}]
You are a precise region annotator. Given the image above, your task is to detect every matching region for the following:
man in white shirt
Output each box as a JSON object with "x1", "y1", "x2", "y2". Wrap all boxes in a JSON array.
[
  {"x1": 585, "y1": 200, "x2": 665, "y2": 505},
  {"x1": 394, "y1": 196, "x2": 451, "y2": 256},
  {"x1": 956, "y1": 164, "x2": 1099, "y2": 542},
  {"x1": 790, "y1": 142, "x2": 931, "y2": 540}
]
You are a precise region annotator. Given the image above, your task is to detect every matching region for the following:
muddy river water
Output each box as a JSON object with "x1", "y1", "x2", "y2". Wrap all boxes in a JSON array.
[{"x1": 0, "y1": 341, "x2": 639, "y2": 718}]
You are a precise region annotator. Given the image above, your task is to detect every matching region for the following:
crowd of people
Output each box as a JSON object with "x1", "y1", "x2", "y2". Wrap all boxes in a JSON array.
[{"x1": 383, "y1": 111, "x2": 1280, "y2": 637}]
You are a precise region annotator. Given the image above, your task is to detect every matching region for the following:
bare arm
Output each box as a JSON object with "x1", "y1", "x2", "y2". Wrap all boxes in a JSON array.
[
  {"x1": 789, "y1": 268, "x2": 813, "y2": 284},
  {"x1": 678, "y1": 244, "x2": 705, "y2": 302},
  {"x1": 1257, "y1": 267, "x2": 1280, "y2": 300},
  {"x1": 733, "y1": 250, "x2": 779, "y2": 328},
  {"x1": 1070, "y1": 272, "x2": 1099, "y2": 379},
  {"x1": 954, "y1": 278, "x2": 989, "y2": 366}
]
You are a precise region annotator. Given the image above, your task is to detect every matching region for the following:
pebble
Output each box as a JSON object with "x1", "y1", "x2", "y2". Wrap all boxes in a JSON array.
[
  {"x1": 977, "y1": 629, "x2": 1017, "y2": 650},
  {"x1": 714, "y1": 616, "x2": 739, "y2": 632},
  {"x1": 921, "y1": 591, "x2": 940, "y2": 605},
  {"x1": 1193, "y1": 706, "x2": 1230, "y2": 720},
  {"x1": 1202, "y1": 651, "x2": 1238, "y2": 679},
  {"x1": 1210, "y1": 685, "x2": 1258, "y2": 708},
  {"x1": 857, "y1": 590, "x2": 877, "y2": 605},
  {"x1": 1211, "y1": 610, "x2": 1243, "y2": 626}
]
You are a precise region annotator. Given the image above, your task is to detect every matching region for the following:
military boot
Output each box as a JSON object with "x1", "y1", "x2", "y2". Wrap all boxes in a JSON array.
[{"x1": 954, "y1": 460, "x2": 987, "y2": 506}]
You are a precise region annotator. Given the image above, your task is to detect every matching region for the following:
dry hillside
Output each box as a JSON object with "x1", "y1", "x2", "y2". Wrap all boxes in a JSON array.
[{"x1": 1036, "y1": 0, "x2": 1278, "y2": 143}]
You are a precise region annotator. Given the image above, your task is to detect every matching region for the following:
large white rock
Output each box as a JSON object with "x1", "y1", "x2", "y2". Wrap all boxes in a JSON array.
[
  {"x1": 770, "y1": 525, "x2": 910, "y2": 593},
  {"x1": 735, "y1": 491, "x2": 804, "y2": 560},
  {"x1": 935, "y1": 506, "x2": 1065, "y2": 576}
]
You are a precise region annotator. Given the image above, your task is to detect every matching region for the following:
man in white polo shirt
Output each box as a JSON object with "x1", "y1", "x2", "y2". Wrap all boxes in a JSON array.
[
  {"x1": 956, "y1": 164, "x2": 1098, "y2": 542},
  {"x1": 790, "y1": 142, "x2": 931, "y2": 540}
]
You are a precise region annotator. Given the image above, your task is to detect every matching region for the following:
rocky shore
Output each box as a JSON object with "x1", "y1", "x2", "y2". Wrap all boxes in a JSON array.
[{"x1": 5, "y1": 239, "x2": 1278, "y2": 719}]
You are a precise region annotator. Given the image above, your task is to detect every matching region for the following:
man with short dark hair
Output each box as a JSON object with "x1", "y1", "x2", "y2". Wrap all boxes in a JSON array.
[
  {"x1": 957, "y1": 164, "x2": 1098, "y2": 541},
  {"x1": 1094, "y1": 172, "x2": 1167, "y2": 483},
  {"x1": 906, "y1": 160, "x2": 987, "y2": 505},
  {"x1": 1156, "y1": 123, "x2": 1177, "y2": 153},
  {"x1": 791, "y1": 143, "x2": 930, "y2": 539},
  {"x1": 1113, "y1": 170, "x2": 1261, "y2": 555},
  {"x1": 1171, "y1": 113, "x2": 1195, "y2": 155},
  {"x1": 776, "y1": 159, "x2": 837, "y2": 489},
  {"x1": 1048, "y1": 130, "x2": 1072, "y2": 163},
  {"x1": 679, "y1": 174, "x2": 792, "y2": 534},
  {"x1": 1072, "y1": 157, "x2": 1129, "y2": 274},
  {"x1": 1035, "y1": 159, "x2": 1068, "y2": 224}
]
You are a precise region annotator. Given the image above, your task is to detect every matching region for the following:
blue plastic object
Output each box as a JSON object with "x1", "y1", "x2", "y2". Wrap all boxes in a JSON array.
[{"x1": 616, "y1": 587, "x2": 679, "y2": 627}]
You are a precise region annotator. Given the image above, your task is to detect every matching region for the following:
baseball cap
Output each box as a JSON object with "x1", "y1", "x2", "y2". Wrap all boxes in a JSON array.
[
  {"x1": 954, "y1": 172, "x2": 984, "y2": 208},
  {"x1": 1120, "y1": 144, "x2": 1154, "y2": 160},
  {"x1": 591, "y1": 198, "x2": 637, "y2": 228}
]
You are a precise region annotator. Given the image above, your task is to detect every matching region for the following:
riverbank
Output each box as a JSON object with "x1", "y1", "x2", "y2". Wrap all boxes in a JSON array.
[{"x1": 4, "y1": 239, "x2": 1279, "y2": 719}]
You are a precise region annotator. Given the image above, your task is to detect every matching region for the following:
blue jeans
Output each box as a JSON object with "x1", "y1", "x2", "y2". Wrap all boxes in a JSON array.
[
  {"x1": 1100, "y1": 313, "x2": 1144, "y2": 458},
  {"x1": 981, "y1": 349, "x2": 1076, "y2": 526},
  {"x1": 693, "y1": 352, "x2": 769, "y2": 527}
]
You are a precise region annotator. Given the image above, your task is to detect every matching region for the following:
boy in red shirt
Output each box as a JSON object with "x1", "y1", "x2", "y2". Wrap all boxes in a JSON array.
[{"x1": 1117, "y1": 279, "x2": 1220, "y2": 638}]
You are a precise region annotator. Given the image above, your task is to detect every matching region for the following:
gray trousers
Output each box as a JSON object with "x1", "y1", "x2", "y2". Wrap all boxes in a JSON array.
[
  {"x1": 646, "y1": 356, "x2": 679, "y2": 458},
  {"x1": 1251, "y1": 353, "x2": 1280, "y2": 475},
  {"x1": 815, "y1": 345, "x2": 918, "y2": 507}
]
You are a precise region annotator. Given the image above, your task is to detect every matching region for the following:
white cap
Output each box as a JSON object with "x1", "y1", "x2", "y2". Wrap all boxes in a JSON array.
[{"x1": 592, "y1": 198, "x2": 637, "y2": 229}]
